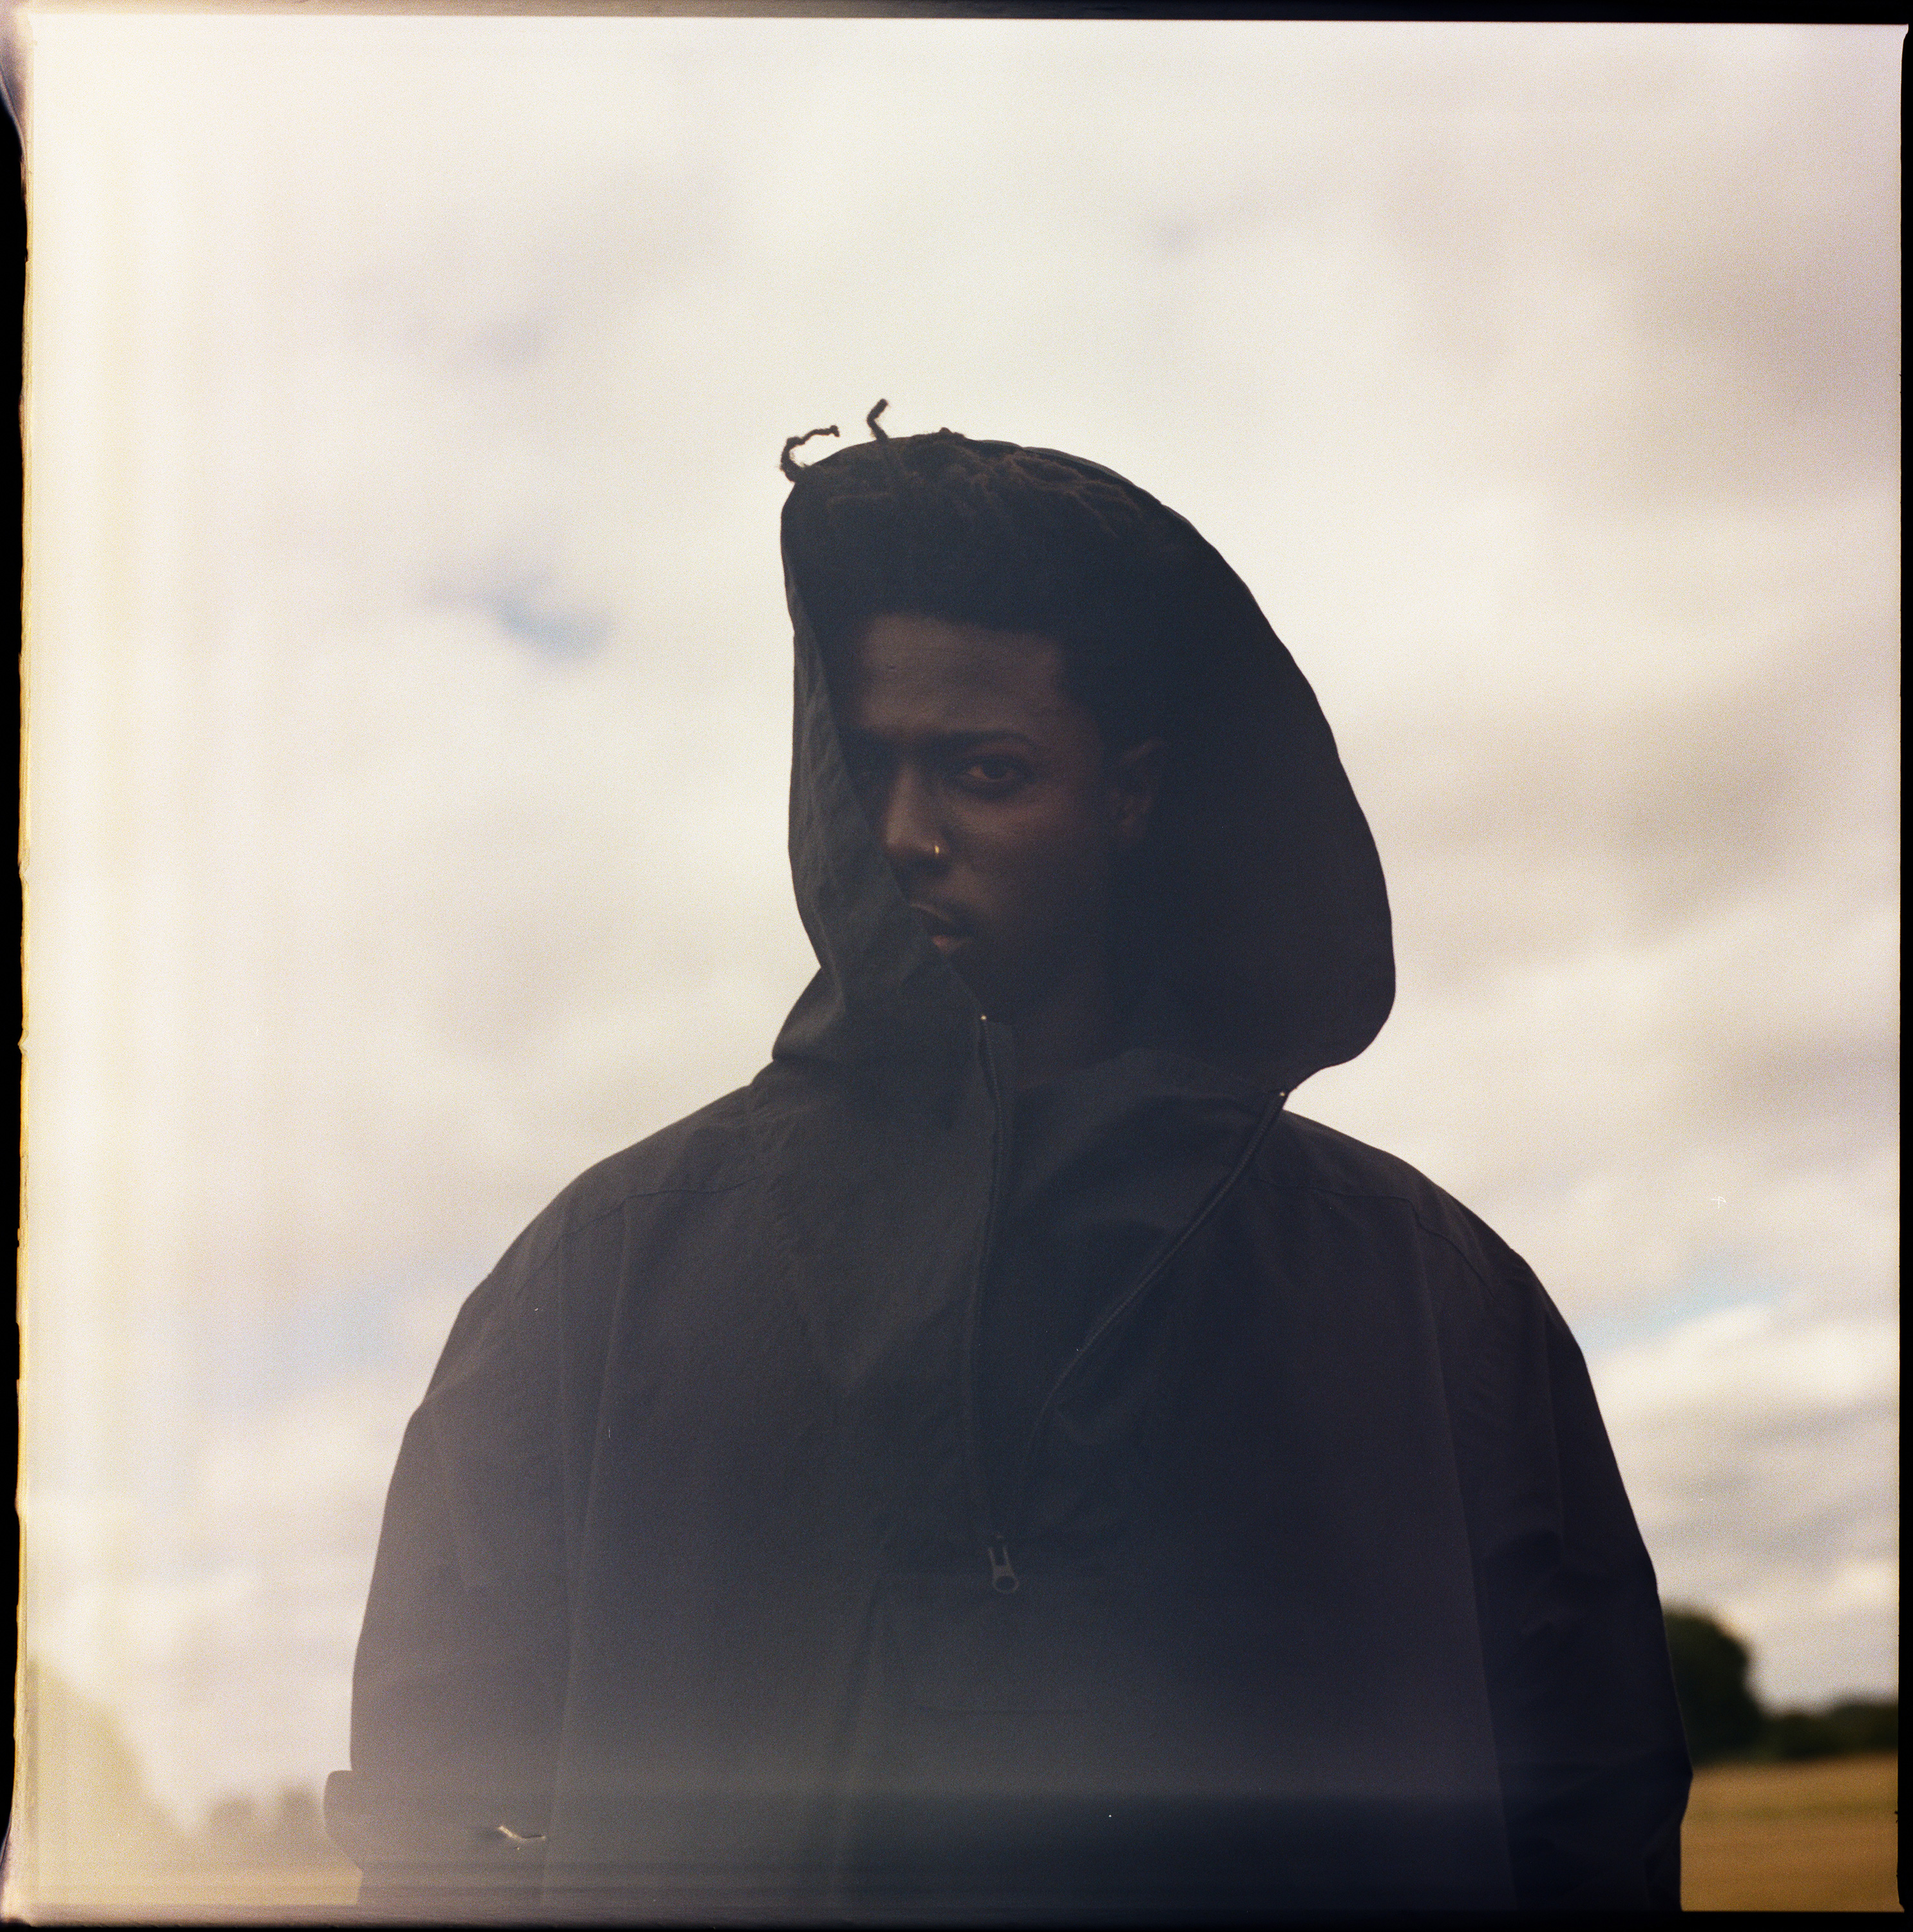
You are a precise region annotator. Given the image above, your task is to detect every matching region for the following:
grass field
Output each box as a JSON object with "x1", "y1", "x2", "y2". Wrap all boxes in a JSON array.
[
  {"x1": 13, "y1": 1760, "x2": 1900, "y2": 1917},
  {"x1": 1683, "y1": 1752, "x2": 1900, "y2": 1912}
]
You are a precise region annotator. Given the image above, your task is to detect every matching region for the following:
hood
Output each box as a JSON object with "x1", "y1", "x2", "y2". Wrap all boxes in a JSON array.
[{"x1": 772, "y1": 432, "x2": 1393, "y2": 1099}]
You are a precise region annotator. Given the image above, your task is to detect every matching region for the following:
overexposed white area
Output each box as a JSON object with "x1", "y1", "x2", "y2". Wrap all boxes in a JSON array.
[{"x1": 21, "y1": 14, "x2": 1899, "y2": 1830}]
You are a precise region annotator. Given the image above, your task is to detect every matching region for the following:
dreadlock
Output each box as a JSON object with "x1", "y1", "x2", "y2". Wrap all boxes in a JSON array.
[{"x1": 781, "y1": 410, "x2": 1196, "y2": 754}]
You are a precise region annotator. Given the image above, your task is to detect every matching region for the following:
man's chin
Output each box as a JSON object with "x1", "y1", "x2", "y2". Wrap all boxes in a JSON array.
[
  {"x1": 915, "y1": 927, "x2": 1061, "y2": 1030},
  {"x1": 938, "y1": 945, "x2": 1005, "y2": 1019}
]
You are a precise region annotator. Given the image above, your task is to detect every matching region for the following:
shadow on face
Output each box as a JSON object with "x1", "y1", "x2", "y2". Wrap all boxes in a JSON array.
[{"x1": 839, "y1": 612, "x2": 1163, "y2": 1070}]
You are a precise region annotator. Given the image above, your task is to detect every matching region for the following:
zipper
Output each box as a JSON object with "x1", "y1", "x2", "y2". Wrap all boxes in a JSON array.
[
  {"x1": 985, "y1": 1539, "x2": 1020, "y2": 1593},
  {"x1": 962, "y1": 1017, "x2": 1020, "y2": 1591},
  {"x1": 993, "y1": 1088, "x2": 1289, "y2": 1567}
]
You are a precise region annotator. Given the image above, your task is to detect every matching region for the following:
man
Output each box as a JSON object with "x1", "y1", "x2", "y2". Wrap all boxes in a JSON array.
[{"x1": 325, "y1": 410, "x2": 1691, "y2": 1918}]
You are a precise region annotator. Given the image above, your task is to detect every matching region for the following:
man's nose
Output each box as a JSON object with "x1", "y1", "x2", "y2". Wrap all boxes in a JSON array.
[{"x1": 876, "y1": 766, "x2": 947, "y2": 870}]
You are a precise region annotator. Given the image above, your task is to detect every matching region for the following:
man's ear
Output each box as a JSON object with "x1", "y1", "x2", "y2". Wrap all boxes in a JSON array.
[{"x1": 1109, "y1": 739, "x2": 1167, "y2": 849}]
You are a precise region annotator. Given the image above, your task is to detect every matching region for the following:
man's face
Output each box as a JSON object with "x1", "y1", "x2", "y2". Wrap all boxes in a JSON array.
[{"x1": 838, "y1": 612, "x2": 1160, "y2": 1025}]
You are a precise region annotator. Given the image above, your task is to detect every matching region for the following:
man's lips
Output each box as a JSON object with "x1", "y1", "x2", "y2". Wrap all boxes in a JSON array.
[{"x1": 909, "y1": 904, "x2": 969, "y2": 951}]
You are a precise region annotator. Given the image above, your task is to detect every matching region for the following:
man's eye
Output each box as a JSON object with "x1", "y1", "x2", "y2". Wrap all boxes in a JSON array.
[{"x1": 958, "y1": 757, "x2": 1027, "y2": 792}]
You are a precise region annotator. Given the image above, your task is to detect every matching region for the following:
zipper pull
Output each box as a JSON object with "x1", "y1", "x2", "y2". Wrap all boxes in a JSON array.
[{"x1": 986, "y1": 1539, "x2": 1020, "y2": 1593}]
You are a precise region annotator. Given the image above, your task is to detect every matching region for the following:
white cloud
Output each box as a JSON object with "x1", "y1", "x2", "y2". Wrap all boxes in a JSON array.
[
  {"x1": 26, "y1": 1303, "x2": 455, "y2": 1825},
  {"x1": 1588, "y1": 1298, "x2": 1898, "y2": 1702}
]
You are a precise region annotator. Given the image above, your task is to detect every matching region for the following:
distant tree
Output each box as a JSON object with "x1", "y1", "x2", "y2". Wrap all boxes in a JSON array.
[
  {"x1": 1662, "y1": 1607, "x2": 1765, "y2": 1764},
  {"x1": 259, "y1": 1785, "x2": 345, "y2": 1867},
  {"x1": 191, "y1": 1784, "x2": 350, "y2": 1870},
  {"x1": 10, "y1": 1661, "x2": 187, "y2": 1908},
  {"x1": 1761, "y1": 1698, "x2": 1898, "y2": 1761},
  {"x1": 202, "y1": 1794, "x2": 261, "y2": 1846}
]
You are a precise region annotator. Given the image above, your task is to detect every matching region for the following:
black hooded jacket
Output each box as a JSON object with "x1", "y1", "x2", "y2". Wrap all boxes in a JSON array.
[{"x1": 325, "y1": 440, "x2": 1691, "y2": 1918}]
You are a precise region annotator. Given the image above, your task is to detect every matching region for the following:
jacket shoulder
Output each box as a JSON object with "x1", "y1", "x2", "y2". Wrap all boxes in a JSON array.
[
  {"x1": 1261, "y1": 1109, "x2": 1543, "y2": 1302},
  {"x1": 549, "y1": 1084, "x2": 758, "y2": 1218},
  {"x1": 467, "y1": 1086, "x2": 759, "y2": 1311}
]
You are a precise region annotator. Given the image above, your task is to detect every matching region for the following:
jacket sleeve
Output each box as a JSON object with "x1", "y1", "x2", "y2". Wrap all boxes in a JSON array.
[
  {"x1": 1444, "y1": 1220, "x2": 1692, "y2": 1911},
  {"x1": 323, "y1": 1247, "x2": 573, "y2": 1918}
]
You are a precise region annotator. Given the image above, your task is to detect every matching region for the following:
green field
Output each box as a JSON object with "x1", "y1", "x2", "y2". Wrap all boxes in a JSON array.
[{"x1": 1683, "y1": 1752, "x2": 1900, "y2": 1912}]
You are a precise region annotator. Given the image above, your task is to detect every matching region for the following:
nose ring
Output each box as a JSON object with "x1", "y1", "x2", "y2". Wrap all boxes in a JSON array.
[{"x1": 931, "y1": 842, "x2": 944, "y2": 860}]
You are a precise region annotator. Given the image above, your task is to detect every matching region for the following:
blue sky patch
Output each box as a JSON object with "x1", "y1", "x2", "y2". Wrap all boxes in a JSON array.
[
  {"x1": 433, "y1": 569, "x2": 614, "y2": 662},
  {"x1": 1573, "y1": 1262, "x2": 1785, "y2": 1358},
  {"x1": 480, "y1": 576, "x2": 613, "y2": 661}
]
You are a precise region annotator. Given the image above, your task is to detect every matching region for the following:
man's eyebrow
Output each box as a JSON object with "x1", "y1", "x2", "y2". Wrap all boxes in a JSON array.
[
  {"x1": 839, "y1": 725, "x2": 1042, "y2": 755},
  {"x1": 936, "y1": 730, "x2": 1041, "y2": 752}
]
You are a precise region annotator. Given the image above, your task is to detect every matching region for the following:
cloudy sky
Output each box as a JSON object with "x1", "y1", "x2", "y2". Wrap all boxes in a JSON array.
[{"x1": 20, "y1": 14, "x2": 1899, "y2": 1831}]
